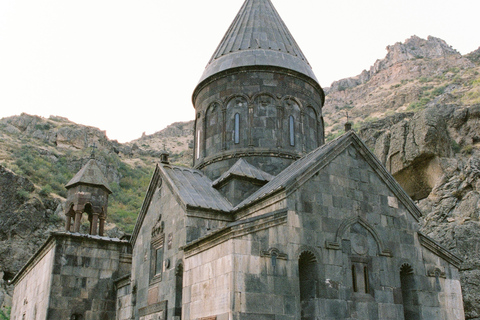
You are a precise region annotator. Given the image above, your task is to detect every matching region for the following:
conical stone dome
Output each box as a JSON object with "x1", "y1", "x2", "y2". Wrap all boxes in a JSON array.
[
  {"x1": 198, "y1": 0, "x2": 318, "y2": 85},
  {"x1": 192, "y1": 0, "x2": 325, "y2": 181}
]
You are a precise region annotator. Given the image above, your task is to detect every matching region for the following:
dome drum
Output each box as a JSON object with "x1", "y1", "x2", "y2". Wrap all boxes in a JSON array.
[{"x1": 193, "y1": 70, "x2": 324, "y2": 180}]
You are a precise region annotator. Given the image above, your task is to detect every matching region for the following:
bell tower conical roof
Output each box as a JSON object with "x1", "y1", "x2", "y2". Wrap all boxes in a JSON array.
[
  {"x1": 65, "y1": 158, "x2": 112, "y2": 194},
  {"x1": 197, "y1": 0, "x2": 319, "y2": 85}
]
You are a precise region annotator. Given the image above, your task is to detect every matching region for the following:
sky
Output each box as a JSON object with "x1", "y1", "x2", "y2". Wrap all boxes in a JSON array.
[{"x1": 1, "y1": 0, "x2": 479, "y2": 143}]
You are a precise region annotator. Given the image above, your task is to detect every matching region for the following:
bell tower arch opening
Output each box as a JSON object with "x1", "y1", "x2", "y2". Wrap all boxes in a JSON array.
[{"x1": 64, "y1": 158, "x2": 112, "y2": 236}]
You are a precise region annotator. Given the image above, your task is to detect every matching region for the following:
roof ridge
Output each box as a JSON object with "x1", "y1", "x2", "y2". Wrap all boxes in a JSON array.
[{"x1": 212, "y1": 158, "x2": 274, "y2": 187}]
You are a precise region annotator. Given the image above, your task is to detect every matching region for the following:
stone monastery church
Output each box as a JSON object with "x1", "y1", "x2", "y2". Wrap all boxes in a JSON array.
[{"x1": 11, "y1": 0, "x2": 465, "y2": 319}]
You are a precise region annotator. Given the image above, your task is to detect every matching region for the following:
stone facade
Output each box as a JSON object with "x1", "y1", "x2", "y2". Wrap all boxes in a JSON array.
[
  {"x1": 130, "y1": 170, "x2": 187, "y2": 320},
  {"x1": 10, "y1": 241, "x2": 55, "y2": 320},
  {"x1": 11, "y1": 233, "x2": 131, "y2": 320}
]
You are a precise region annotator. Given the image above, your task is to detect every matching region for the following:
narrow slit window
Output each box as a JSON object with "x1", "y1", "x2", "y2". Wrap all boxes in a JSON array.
[
  {"x1": 155, "y1": 247, "x2": 163, "y2": 275},
  {"x1": 289, "y1": 115, "x2": 295, "y2": 146},
  {"x1": 196, "y1": 130, "x2": 200, "y2": 159},
  {"x1": 234, "y1": 113, "x2": 240, "y2": 144},
  {"x1": 364, "y1": 266, "x2": 369, "y2": 293},
  {"x1": 352, "y1": 265, "x2": 358, "y2": 292}
]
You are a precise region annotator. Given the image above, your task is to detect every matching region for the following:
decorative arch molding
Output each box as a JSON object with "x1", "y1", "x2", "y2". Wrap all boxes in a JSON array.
[
  {"x1": 281, "y1": 95, "x2": 304, "y2": 110},
  {"x1": 261, "y1": 247, "x2": 288, "y2": 260},
  {"x1": 305, "y1": 105, "x2": 318, "y2": 118},
  {"x1": 206, "y1": 100, "x2": 223, "y2": 110},
  {"x1": 251, "y1": 92, "x2": 279, "y2": 104},
  {"x1": 205, "y1": 101, "x2": 223, "y2": 157},
  {"x1": 224, "y1": 93, "x2": 251, "y2": 106},
  {"x1": 295, "y1": 245, "x2": 321, "y2": 262},
  {"x1": 400, "y1": 263, "x2": 414, "y2": 274},
  {"x1": 325, "y1": 216, "x2": 392, "y2": 257},
  {"x1": 175, "y1": 259, "x2": 184, "y2": 276}
]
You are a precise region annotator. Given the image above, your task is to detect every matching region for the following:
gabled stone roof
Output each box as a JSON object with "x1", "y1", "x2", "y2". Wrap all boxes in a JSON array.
[
  {"x1": 197, "y1": 0, "x2": 318, "y2": 84},
  {"x1": 233, "y1": 131, "x2": 423, "y2": 222},
  {"x1": 65, "y1": 158, "x2": 112, "y2": 193},
  {"x1": 212, "y1": 158, "x2": 274, "y2": 188},
  {"x1": 161, "y1": 165, "x2": 233, "y2": 212}
]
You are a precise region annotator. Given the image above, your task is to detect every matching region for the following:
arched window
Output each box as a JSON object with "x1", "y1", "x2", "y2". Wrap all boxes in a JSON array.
[
  {"x1": 150, "y1": 218, "x2": 165, "y2": 284},
  {"x1": 71, "y1": 314, "x2": 83, "y2": 320},
  {"x1": 400, "y1": 264, "x2": 420, "y2": 320},
  {"x1": 364, "y1": 266, "x2": 369, "y2": 293},
  {"x1": 226, "y1": 97, "x2": 247, "y2": 149},
  {"x1": 84, "y1": 203, "x2": 94, "y2": 235},
  {"x1": 65, "y1": 203, "x2": 75, "y2": 232},
  {"x1": 299, "y1": 251, "x2": 317, "y2": 319},
  {"x1": 205, "y1": 103, "x2": 220, "y2": 156},
  {"x1": 234, "y1": 113, "x2": 240, "y2": 144},
  {"x1": 289, "y1": 115, "x2": 295, "y2": 146},
  {"x1": 352, "y1": 265, "x2": 358, "y2": 292}
]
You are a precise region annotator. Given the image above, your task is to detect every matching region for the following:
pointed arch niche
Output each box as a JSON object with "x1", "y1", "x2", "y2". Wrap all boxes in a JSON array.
[
  {"x1": 253, "y1": 94, "x2": 277, "y2": 148},
  {"x1": 325, "y1": 216, "x2": 392, "y2": 257},
  {"x1": 326, "y1": 216, "x2": 392, "y2": 297},
  {"x1": 283, "y1": 97, "x2": 302, "y2": 151},
  {"x1": 400, "y1": 264, "x2": 421, "y2": 320},
  {"x1": 226, "y1": 96, "x2": 248, "y2": 149},
  {"x1": 298, "y1": 251, "x2": 318, "y2": 320},
  {"x1": 205, "y1": 102, "x2": 222, "y2": 157},
  {"x1": 304, "y1": 106, "x2": 319, "y2": 151}
]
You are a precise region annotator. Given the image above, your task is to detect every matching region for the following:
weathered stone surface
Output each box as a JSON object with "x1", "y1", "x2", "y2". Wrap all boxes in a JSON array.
[
  {"x1": 357, "y1": 103, "x2": 480, "y2": 318},
  {"x1": 193, "y1": 70, "x2": 324, "y2": 180}
]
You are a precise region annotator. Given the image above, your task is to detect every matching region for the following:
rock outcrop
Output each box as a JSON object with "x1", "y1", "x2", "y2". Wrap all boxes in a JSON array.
[
  {"x1": 0, "y1": 165, "x2": 64, "y2": 316},
  {"x1": 328, "y1": 36, "x2": 463, "y2": 93},
  {"x1": 466, "y1": 47, "x2": 480, "y2": 65}
]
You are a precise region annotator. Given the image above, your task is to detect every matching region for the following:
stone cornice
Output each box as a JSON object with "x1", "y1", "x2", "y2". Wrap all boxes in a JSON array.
[
  {"x1": 184, "y1": 210, "x2": 288, "y2": 258},
  {"x1": 194, "y1": 148, "x2": 301, "y2": 172},
  {"x1": 12, "y1": 232, "x2": 129, "y2": 285},
  {"x1": 418, "y1": 232, "x2": 462, "y2": 268}
]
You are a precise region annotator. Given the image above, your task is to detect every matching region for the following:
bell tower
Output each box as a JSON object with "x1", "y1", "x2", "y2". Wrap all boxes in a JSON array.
[
  {"x1": 64, "y1": 155, "x2": 112, "y2": 236},
  {"x1": 192, "y1": 0, "x2": 325, "y2": 180}
]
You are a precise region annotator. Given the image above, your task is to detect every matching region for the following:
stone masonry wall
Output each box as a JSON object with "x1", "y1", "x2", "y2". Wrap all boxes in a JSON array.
[
  {"x1": 46, "y1": 235, "x2": 130, "y2": 320},
  {"x1": 284, "y1": 144, "x2": 464, "y2": 320},
  {"x1": 10, "y1": 242, "x2": 55, "y2": 320},
  {"x1": 183, "y1": 240, "x2": 234, "y2": 320}
]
